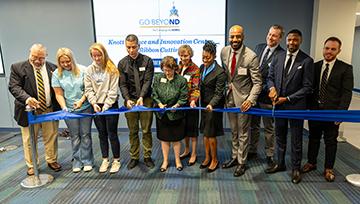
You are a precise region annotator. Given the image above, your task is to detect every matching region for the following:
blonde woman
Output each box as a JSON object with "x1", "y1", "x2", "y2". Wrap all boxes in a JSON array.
[
  {"x1": 84, "y1": 43, "x2": 121, "y2": 174},
  {"x1": 52, "y1": 47, "x2": 94, "y2": 173}
]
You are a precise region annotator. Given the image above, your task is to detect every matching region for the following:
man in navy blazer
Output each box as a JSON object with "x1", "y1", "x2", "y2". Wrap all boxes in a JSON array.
[
  {"x1": 302, "y1": 37, "x2": 353, "y2": 182},
  {"x1": 8, "y1": 44, "x2": 61, "y2": 176},
  {"x1": 249, "y1": 25, "x2": 285, "y2": 168},
  {"x1": 265, "y1": 29, "x2": 314, "y2": 184}
]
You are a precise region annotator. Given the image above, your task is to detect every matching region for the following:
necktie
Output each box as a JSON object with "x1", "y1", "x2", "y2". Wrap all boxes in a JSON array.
[
  {"x1": 284, "y1": 54, "x2": 293, "y2": 75},
  {"x1": 319, "y1": 63, "x2": 329, "y2": 103},
  {"x1": 230, "y1": 51, "x2": 237, "y2": 77},
  {"x1": 260, "y1": 48, "x2": 270, "y2": 68},
  {"x1": 36, "y1": 69, "x2": 47, "y2": 112}
]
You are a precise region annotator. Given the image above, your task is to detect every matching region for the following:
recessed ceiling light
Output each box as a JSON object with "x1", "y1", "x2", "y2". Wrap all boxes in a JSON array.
[{"x1": 357, "y1": 12, "x2": 360, "y2": 15}]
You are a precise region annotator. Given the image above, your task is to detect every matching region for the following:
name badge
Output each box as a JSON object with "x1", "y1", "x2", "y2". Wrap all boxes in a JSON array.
[
  {"x1": 238, "y1": 68, "x2": 247, "y2": 75},
  {"x1": 139, "y1": 67, "x2": 146, "y2": 72},
  {"x1": 160, "y1": 78, "x2": 167, "y2": 83},
  {"x1": 184, "y1": 75, "x2": 191, "y2": 82}
]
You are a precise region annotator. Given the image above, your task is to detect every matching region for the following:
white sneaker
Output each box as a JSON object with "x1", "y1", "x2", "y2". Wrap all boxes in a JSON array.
[
  {"x1": 83, "y1": 165, "x2": 93, "y2": 172},
  {"x1": 99, "y1": 159, "x2": 110, "y2": 173},
  {"x1": 73, "y1": 167, "x2": 81, "y2": 173},
  {"x1": 109, "y1": 160, "x2": 121, "y2": 174}
]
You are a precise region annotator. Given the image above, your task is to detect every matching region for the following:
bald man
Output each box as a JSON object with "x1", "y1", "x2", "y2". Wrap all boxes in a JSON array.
[
  {"x1": 220, "y1": 25, "x2": 262, "y2": 177},
  {"x1": 9, "y1": 44, "x2": 61, "y2": 176}
]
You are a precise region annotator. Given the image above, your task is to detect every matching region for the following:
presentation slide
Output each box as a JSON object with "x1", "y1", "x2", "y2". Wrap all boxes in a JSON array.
[
  {"x1": 0, "y1": 44, "x2": 4, "y2": 76},
  {"x1": 92, "y1": 0, "x2": 226, "y2": 71}
]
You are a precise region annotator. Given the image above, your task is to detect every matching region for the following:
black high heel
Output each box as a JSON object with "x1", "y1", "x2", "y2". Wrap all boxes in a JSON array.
[
  {"x1": 199, "y1": 161, "x2": 210, "y2": 169},
  {"x1": 180, "y1": 152, "x2": 191, "y2": 160},
  {"x1": 160, "y1": 164, "x2": 169, "y2": 172},
  {"x1": 188, "y1": 157, "x2": 197, "y2": 166},
  {"x1": 207, "y1": 162, "x2": 219, "y2": 173}
]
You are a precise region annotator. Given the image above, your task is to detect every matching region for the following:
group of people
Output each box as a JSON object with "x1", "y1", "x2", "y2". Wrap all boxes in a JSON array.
[{"x1": 8, "y1": 24, "x2": 354, "y2": 185}]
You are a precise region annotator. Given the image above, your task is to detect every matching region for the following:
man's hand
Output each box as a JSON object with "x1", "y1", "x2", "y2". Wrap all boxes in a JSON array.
[
  {"x1": 275, "y1": 97, "x2": 288, "y2": 105},
  {"x1": 26, "y1": 97, "x2": 40, "y2": 109},
  {"x1": 268, "y1": 87, "x2": 278, "y2": 104},
  {"x1": 136, "y1": 97, "x2": 143, "y2": 106},
  {"x1": 190, "y1": 100, "x2": 196, "y2": 108},
  {"x1": 240, "y1": 100, "x2": 252, "y2": 112},
  {"x1": 126, "y1": 100, "x2": 135, "y2": 109},
  {"x1": 206, "y1": 104, "x2": 213, "y2": 112},
  {"x1": 93, "y1": 104, "x2": 101, "y2": 113}
]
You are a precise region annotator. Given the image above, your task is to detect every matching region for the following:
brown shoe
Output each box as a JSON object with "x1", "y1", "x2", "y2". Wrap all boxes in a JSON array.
[
  {"x1": 27, "y1": 167, "x2": 34, "y2": 176},
  {"x1": 324, "y1": 169, "x2": 335, "y2": 182},
  {"x1": 48, "y1": 162, "x2": 62, "y2": 171},
  {"x1": 302, "y1": 163, "x2": 317, "y2": 173}
]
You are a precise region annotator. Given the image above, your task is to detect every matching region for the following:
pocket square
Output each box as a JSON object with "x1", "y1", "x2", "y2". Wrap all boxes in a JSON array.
[{"x1": 297, "y1": 66, "x2": 302, "y2": 69}]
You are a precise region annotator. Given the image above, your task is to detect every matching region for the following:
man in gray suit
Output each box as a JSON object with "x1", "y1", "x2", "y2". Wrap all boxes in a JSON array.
[
  {"x1": 221, "y1": 25, "x2": 262, "y2": 177},
  {"x1": 249, "y1": 25, "x2": 285, "y2": 168}
]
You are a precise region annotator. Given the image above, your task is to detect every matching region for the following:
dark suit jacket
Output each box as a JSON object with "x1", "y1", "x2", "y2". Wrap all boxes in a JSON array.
[
  {"x1": 200, "y1": 61, "x2": 227, "y2": 108},
  {"x1": 267, "y1": 49, "x2": 314, "y2": 109},
  {"x1": 8, "y1": 60, "x2": 60, "y2": 127},
  {"x1": 308, "y1": 59, "x2": 353, "y2": 110},
  {"x1": 254, "y1": 43, "x2": 284, "y2": 104}
]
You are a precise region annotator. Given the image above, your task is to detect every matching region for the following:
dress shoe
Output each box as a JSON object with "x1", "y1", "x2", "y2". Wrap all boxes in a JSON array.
[
  {"x1": 188, "y1": 157, "x2": 197, "y2": 166},
  {"x1": 127, "y1": 159, "x2": 139, "y2": 170},
  {"x1": 291, "y1": 170, "x2": 302, "y2": 184},
  {"x1": 324, "y1": 168, "x2": 335, "y2": 182},
  {"x1": 233, "y1": 164, "x2": 246, "y2": 177},
  {"x1": 180, "y1": 152, "x2": 191, "y2": 160},
  {"x1": 247, "y1": 152, "x2": 257, "y2": 160},
  {"x1": 73, "y1": 167, "x2": 81, "y2": 173},
  {"x1": 48, "y1": 162, "x2": 62, "y2": 172},
  {"x1": 199, "y1": 161, "x2": 210, "y2": 169},
  {"x1": 27, "y1": 167, "x2": 35, "y2": 176},
  {"x1": 302, "y1": 163, "x2": 317, "y2": 173},
  {"x1": 264, "y1": 164, "x2": 286, "y2": 174},
  {"x1": 266, "y1": 156, "x2": 275, "y2": 168},
  {"x1": 207, "y1": 162, "x2": 219, "y2": 173},
  {"x1": 144, "y1": 157, "x2": 155, "y2": 169},
  {"x1": 222, "y1": 159, "x2": 238, "y2": 169}
]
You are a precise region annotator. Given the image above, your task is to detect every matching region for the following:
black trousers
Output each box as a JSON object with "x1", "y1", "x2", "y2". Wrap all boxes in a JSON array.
[
  {"x1": 275, "y1": 118, "x2": 304, "y2": 170},
  {"x1": 307, "y1": 120, "x2": 339, "y2": 169},
  {"x1": 94, "y1": 102, "x2": 120, "y2": 158}
]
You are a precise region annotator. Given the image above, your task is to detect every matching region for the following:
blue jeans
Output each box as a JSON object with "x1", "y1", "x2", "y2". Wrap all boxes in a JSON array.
[{"x1": 65, "y1": 107, "x2": 94, "y2": 168}]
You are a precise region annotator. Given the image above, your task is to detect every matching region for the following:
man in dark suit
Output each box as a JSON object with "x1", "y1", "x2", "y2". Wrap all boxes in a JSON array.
[
  {"x1": 265, "y1": 29, "x2": 314, "y2": 184},
  {"x1": 8, "y1": 44, "x2": 61, "y2": 176},
  {"x1": 302, "y1": 37, "x2": 353, "y2": 182},
  {"x1": 249, "y1": 25, "x2": 284, "y2": 168}
]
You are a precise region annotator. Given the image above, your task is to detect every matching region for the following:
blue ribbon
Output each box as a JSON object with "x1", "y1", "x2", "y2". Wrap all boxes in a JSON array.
[{"x1": 27, "y1": 106, "x2": 360, "y2": 125}]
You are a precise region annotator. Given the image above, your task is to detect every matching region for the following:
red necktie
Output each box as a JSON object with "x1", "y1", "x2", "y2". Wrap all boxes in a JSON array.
[{"x1": 230, "y1": 51, "x2": 237, "y2": 77}]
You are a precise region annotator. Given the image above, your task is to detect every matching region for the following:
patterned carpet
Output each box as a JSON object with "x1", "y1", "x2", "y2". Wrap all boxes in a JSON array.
[{"x1": 0, "y1": 129, "x2": 359, "y2": 204}]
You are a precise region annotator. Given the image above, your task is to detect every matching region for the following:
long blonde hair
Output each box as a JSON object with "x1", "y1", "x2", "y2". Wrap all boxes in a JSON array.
[
  {"x1": 89, "y1": 43, "x2": 119, "y2": 76},
  {"x1": 56, "y1": 47, "x2": 80, "y2": 77}
]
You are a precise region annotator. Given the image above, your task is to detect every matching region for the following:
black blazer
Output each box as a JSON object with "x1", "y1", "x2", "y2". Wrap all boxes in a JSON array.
[
  {"x1": 254, "y1": 43, "x2": 284, "y2": 104},
  {"x1": 267, "y1": 49, "x2": 314, "y2": 109},
  {"x1": 308, "y1": 59, "x2": 353, "y2": 110},
  {"x1": 200, "y1": 61, "x2": 227, "y2": 108},
  {"x1": 8, "y1": 60, "x2": 60, "y2": 127}
]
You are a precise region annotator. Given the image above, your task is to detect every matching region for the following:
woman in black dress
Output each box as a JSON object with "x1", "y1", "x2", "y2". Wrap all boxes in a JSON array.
[
  {"x1": 199, "y1": 41, "x2": 227, "y2": 173},
  {"x1": 152, "y1": 56, "x2": 188, "y2": 172}
]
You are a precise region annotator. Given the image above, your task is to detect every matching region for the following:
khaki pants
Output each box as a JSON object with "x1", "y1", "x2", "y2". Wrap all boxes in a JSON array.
[
  {"x1": 125, "y1": 97, "x2": 153, "y2": 160},
  {"x1": 21, "y1": 108, "x2": 59, "y2": 167}
]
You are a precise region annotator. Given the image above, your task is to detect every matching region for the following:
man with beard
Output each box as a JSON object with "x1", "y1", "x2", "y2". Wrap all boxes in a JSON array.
[
  {"x1": 265, "y1": 29, "x2": 313, "y2": 184},
  {"x1": 220, "y1": 25, "x2": 262, "y2": 177},
  {"x1": 249, "y1": 25, "x2": 285, "y2": 168},
  {"x1": 302, "y1": 37, "x2": 353, "y2": 182}
]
